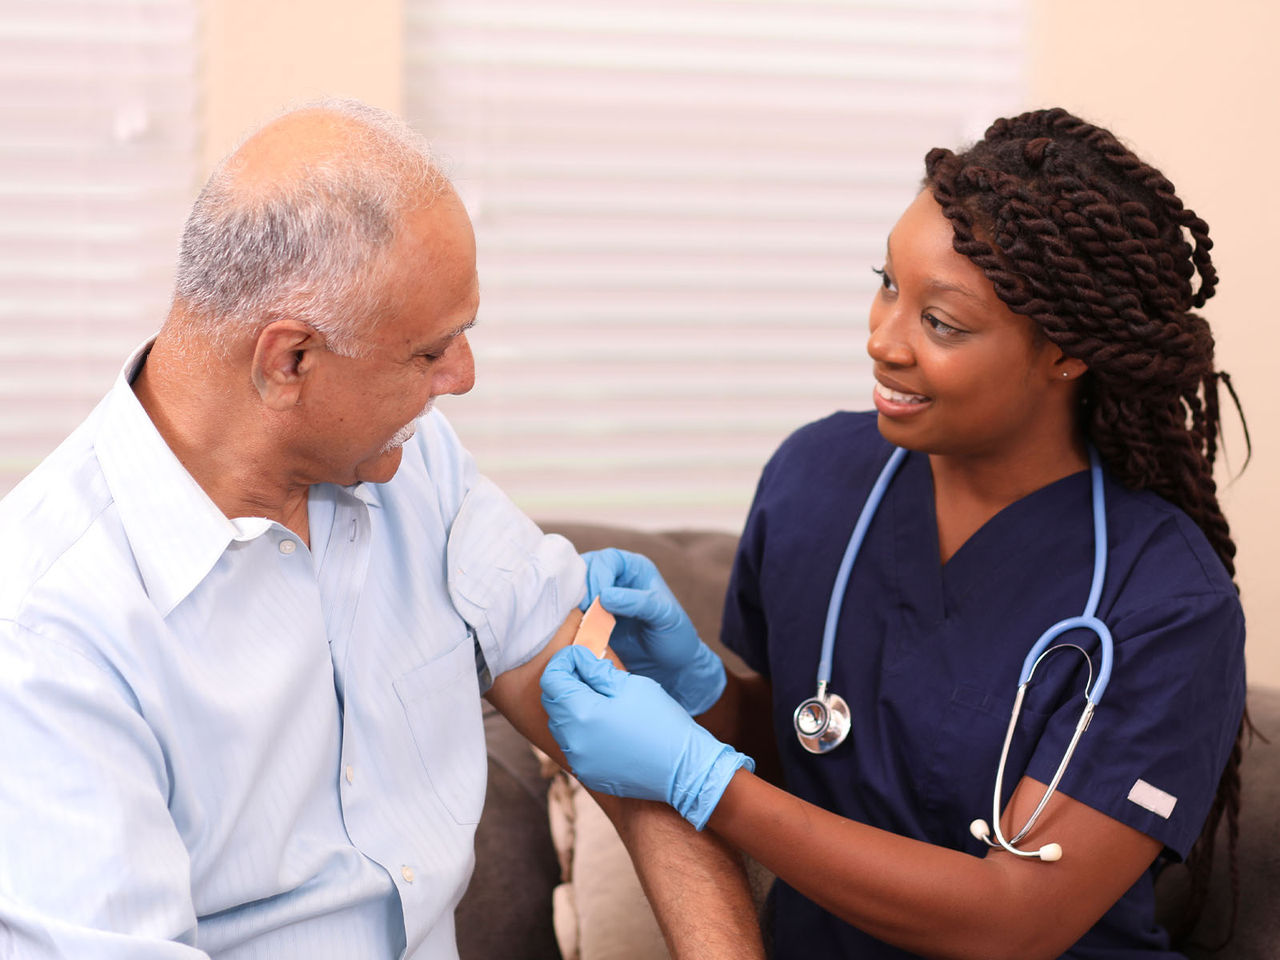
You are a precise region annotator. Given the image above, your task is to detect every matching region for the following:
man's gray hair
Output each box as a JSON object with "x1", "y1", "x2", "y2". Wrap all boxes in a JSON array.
[{"x1": 171, "y1": 98, "x2": 446, "y2": 357}]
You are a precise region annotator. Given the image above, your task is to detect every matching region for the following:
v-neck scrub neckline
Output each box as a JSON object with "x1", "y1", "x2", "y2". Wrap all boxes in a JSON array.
[{"x1": 888, "y1": 444, "x2": 1094, "y2": 624}]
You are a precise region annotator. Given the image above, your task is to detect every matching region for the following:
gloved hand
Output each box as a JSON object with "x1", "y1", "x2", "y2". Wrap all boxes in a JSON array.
[
  {"x1": 580, "y1": 548, "x2": 727, "y2": 715},
  {"x1": 540, "y1": 645, "x2": 753, "y2": 831}
]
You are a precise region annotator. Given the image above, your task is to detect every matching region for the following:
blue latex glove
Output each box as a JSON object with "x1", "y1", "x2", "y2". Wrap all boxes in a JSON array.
[
  {"x1": 540, "y1": 645, "x2": 753, "y2": 831},
  {"x1": 580, "y1": 548, "x2": 727, "y2": 715}
]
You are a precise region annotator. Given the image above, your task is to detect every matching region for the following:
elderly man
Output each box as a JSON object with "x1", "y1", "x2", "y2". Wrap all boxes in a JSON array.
[{"x1": 0, "y1": 101, "x2": 760, "y2": 959}]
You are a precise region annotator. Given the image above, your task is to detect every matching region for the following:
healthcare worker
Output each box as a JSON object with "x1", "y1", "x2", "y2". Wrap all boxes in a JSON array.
[{"x1": 539, "y1": 108, "x2": 1248, "y2": 960}]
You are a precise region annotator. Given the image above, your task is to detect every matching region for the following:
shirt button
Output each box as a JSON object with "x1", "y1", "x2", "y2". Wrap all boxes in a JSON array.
[
  {"x1": 345, "y1": 765, "x2": 354, "y2": 784},
  {"x1": 278, "y1": 539, "x2": 297, "y2": 555},
  {"x1": 401, "y1": 865, "x2": 415, "y2": 884}
]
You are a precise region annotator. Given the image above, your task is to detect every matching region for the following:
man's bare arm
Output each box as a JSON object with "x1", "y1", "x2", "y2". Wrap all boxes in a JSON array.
[{"x1": 485, "y1": 610, "x2": 765, "y2": 960}]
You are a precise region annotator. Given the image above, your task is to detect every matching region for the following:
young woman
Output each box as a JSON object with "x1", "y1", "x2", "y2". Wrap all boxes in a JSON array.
[{"x1": 539, "y1": 108, "x2": 1247, "y2": 959}]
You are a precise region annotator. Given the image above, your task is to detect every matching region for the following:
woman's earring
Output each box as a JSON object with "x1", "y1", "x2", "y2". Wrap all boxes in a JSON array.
[{"x1": 1062, "y1": 372, "x2": 1070, "y2": 378}]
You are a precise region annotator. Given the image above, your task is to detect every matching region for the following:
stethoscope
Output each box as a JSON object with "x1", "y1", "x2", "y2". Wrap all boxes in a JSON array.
[{"x1": 792, "y1": 446, "x2": 1114, "y2": 863}]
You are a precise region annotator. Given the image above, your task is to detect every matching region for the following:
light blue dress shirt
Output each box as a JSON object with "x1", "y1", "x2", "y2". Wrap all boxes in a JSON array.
[{"x1": 0, "y1": 345, "x2": 586, "y2": 959}]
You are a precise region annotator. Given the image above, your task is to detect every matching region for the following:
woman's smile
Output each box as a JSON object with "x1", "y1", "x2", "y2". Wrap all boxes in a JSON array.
[{"x1": 872, "y1": 379, "x2": 931, "y2": 415}]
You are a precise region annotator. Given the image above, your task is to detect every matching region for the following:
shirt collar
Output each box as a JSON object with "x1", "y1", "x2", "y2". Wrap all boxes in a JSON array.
[{"x1": 95, "y1": 340, "x2": 270, "y2": 617}]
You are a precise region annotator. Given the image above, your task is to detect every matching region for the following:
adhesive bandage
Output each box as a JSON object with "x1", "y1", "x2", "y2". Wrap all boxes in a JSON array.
[{"x1": 572, "y1": 597, "x2": 615, "y2": 658}]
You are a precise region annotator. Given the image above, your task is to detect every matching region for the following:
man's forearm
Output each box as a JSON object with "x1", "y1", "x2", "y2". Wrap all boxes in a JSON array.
[
  {"x1": 599, "y1": 794, "x2": 766, "y2": 960},
  {"x1": 487, "y1": 610, "x2": 764, "y2": 960}
]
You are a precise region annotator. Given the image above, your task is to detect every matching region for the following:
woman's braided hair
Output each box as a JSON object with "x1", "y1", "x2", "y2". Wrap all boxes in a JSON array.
[{"x1": 924, "y1": 107, "x2": 1245, "y2": 943}]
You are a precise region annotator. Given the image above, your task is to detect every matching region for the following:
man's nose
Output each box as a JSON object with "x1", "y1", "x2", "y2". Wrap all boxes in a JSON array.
[{"x1": 436, "y1": 333, "x2": 476, "y2": 397}]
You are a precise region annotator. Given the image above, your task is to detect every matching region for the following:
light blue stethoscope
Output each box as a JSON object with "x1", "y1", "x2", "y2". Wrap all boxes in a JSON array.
[{"x1": 791, "y1": 446, "x2": 1114, "y2": 862}]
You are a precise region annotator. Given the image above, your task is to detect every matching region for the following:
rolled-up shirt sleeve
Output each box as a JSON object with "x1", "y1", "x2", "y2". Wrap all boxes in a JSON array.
[{"x1": 444, "y1": 474, "x2": 586, "y2": 681}]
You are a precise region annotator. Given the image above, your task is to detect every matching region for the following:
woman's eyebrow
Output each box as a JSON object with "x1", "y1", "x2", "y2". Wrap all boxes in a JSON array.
[
  {"x1": 884, "y1": 234, "x2": 982, "y2": 302},
  {"x1": 925, "y1": 278, "x2": 982, "y2": 302}
]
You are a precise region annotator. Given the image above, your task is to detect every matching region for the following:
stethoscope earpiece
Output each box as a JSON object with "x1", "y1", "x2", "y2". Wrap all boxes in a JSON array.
[
  {"x1": 797, "y1": 446, "x2": 1115, "y2": 867},
  {"x1": 1038, "y1": 843, "x2": 1063, "y2": 862},
  {"x1": 969, "y1": 819, "x2": 1063, "y2": 862}
]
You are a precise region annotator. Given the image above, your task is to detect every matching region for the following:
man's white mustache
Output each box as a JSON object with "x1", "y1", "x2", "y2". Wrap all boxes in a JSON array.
[{"x1": 381, "y1": 400, "x2": 434, "y2": 453}]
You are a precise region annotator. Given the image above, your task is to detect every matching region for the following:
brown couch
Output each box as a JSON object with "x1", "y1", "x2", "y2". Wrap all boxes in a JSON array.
[{"x1": 457, "y1": 524, "x2": 1280, "y2": 960}]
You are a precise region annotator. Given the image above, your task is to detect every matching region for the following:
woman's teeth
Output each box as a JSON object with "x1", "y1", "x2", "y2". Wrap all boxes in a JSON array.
[{"x1": 875, "y1": 382, "x2": 929, "y2": 404}]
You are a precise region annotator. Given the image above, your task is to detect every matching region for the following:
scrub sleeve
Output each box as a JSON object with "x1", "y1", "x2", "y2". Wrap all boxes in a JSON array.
[{"x1": 1025, "y1": 590, "x2": 1244, "y2": 858}]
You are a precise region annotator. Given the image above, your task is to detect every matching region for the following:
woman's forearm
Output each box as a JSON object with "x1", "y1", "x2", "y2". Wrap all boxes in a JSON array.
[{"x1": 708, "y1": 770, "x2": 1161, "y2": 960}]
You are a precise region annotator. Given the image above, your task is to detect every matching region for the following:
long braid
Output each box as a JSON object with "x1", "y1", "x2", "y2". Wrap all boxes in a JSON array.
[{"x1": 925, "y1": 108, "x2": 1246, "y2": 943}]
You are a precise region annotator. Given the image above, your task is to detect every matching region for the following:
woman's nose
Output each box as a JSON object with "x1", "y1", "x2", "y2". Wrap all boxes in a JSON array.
[{"x1": 866, "y1": 309, "x2": 913, "y2": 368}]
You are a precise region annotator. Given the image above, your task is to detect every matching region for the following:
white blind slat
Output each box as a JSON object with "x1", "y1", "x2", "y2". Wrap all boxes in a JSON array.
[
  {"x1": 0, "y1": 0, "x2": 198, "y2": 495},
  {"x1": 407, "y1": 0, "x2": 1028, "y2": 530}
]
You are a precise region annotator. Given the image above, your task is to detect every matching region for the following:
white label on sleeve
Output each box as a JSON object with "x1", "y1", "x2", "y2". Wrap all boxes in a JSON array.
[{"x1": 1128, "y1": 779, "x2": 1177, "y2": 819}]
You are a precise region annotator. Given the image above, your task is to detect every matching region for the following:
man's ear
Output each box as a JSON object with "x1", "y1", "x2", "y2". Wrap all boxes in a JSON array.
[{"x1": 251, "y1": 320, "x2": 325, "y2": 410}]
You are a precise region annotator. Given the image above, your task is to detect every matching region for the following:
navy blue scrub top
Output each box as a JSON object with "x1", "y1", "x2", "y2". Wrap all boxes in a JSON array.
[{"x1": 721, "y1": 412, "x2": 1245, "y2": 960}]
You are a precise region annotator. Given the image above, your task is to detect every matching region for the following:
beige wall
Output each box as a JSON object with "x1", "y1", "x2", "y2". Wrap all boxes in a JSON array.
[
  {"x1": 201, "y1": 0, "x2": 402, "y2": 172},
  {"x1": 1030, "y1": 0, "x2": 1280, "y2": 686},
  {"x1": 202, "y1": 0, "x2": 1280, "y2": 685}
]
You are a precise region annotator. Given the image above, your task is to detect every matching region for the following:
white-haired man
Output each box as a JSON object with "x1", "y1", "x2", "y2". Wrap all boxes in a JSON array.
[{"x1": 0, "y1": 101, "x2": 761, "y2": 959}]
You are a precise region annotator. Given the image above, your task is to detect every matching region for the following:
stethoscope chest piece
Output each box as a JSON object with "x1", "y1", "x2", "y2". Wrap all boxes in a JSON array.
[{"x1": 793, "y1": 687, "x2": 852, "y2": 754}]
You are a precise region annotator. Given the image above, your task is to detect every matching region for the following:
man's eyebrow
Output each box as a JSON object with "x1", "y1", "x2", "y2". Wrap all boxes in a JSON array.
[
  {"x1": 450, "y1": 317, "x2": 478, "y2": 339},
  {"x1": 419, "y1": 318, "x2": 477, "y2": 352}
]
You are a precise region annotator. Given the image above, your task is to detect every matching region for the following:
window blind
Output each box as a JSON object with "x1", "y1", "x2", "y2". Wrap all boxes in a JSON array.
[
  {"x1": 0, "y1": 0, "x2": 199, "y2": 494},
  {"x1": 405, "y1": 0, "x2": 1028, "y2": 531}
]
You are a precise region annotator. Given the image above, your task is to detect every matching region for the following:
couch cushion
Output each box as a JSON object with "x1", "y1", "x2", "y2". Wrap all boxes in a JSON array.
[
  {"x1": 456, "y1": 703, "x2": 562, "y2": 960},
  {"x1": 550, "y1": 772, "x2": 671, "y2": 960},
  {"x1": 1156, "y1": 685, "x2": 1280, "y2": 959}
]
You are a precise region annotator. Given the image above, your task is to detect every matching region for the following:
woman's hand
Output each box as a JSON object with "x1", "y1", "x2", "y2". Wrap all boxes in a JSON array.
[
  {"x1": 580, "y1": 548, "x2": 727, "y2": 714},
  {"x1": 540, "y1": 645, "x2": 752, "y2": 829}
]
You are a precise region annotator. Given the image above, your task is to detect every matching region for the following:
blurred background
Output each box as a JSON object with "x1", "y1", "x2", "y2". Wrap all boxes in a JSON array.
[{"x1": 1, "y1": 0, "x2": 1275, "y2": 684}]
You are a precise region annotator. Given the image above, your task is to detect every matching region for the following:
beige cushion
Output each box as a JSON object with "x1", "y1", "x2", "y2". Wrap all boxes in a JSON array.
[{"x1": 546, "y1": 768, "x2": 670, "y2": 960}]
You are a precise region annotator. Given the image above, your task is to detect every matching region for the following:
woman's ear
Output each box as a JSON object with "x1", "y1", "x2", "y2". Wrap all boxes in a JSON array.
[
  {"x1": 1044, "y1": 345, "x2": 1088, "y2": 383},
  {"x1": 251, "y1": 320, "x2": 325, "y2": 410}
]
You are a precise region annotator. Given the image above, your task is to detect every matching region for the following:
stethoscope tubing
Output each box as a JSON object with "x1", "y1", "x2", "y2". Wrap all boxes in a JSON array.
[
  {"x1": 1013, "y1": 448, "x2": 1114, "y2": 703},
  {"x1": 817, "y1": 446, "x2": 907, "y2": 687},
  {"x1": 799, "y1": 443, "x2": 1115, "y2": 860}
]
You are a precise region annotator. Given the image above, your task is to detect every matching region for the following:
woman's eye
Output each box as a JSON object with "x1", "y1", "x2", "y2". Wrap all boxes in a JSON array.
[
  {"x1": 924, "y1": 312, "x2": 964, "y2": 338},
  {"x1": 871, "y1": 266, "x2": 893, "y2": 291}
]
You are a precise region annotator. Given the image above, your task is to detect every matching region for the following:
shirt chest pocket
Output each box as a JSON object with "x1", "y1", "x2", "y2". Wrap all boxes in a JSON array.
[{"x1": 394, "y1": 635, "x2": 487, "y2": 825}]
